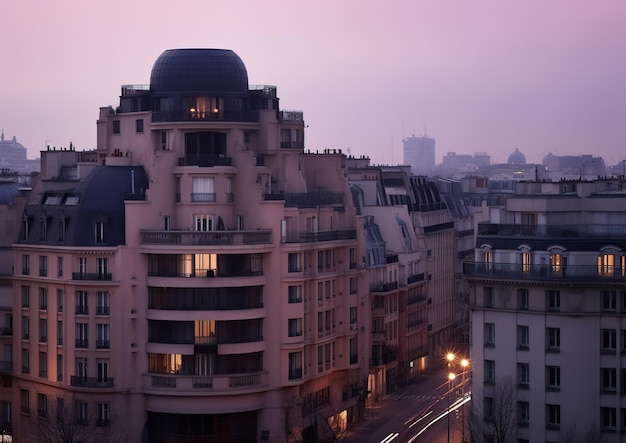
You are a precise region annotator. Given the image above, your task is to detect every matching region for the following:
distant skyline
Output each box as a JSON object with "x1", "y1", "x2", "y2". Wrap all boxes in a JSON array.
[{"x1": 1, "y1": 1, "x2": 625, "y2": 166}]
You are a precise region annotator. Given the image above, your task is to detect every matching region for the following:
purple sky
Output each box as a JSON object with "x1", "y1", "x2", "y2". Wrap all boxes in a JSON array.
[{"x1": 1, "y1": 1, "x2": 625, "y2": 166}]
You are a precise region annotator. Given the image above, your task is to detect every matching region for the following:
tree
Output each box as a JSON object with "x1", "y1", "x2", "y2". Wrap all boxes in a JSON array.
[
  {"x1": 466, "y1": 376, "x2": 517, "y2": 443},
  {"x1": 27, "y1": 393, "x2": 118, "y2": 443}
]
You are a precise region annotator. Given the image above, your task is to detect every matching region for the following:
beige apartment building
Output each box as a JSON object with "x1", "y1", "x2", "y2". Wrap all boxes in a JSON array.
[
  {"x1": 465, "y1": 179, "x2": 626, "y2": 442},
  {"x1": 9, "y1": 49, "x2": 368, "y2": 443}
]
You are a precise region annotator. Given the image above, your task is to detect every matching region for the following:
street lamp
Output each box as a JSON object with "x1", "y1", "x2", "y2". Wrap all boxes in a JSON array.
[
  {"x1": 447, "y1": 372, "x2": 456, "y2": 443},
  {"x1": 445, "y1": 353, "x2": 471, "y2": 443}
]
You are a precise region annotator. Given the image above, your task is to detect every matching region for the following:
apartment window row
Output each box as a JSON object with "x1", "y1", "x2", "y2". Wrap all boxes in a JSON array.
[
  {"x1": 75, "y1": 291, "x2": 111, "y2": 315},
  {"x1": 75, "y1": 323, "x2": 110, "y2": 349},
  {"x1": 20, "y1": 390, "x2": 110, "y2": 426}
]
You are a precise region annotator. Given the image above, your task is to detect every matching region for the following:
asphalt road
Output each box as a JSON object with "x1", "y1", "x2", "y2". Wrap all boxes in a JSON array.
[{"x1": 344, "y1": 369, "x2": 470, "y2": 443}]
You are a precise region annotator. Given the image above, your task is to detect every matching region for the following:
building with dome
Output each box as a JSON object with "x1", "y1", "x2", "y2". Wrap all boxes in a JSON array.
[
  {"x1": 507, "y1": 148, "x2": 526, "y2": 165},
  {"x1": 0, "y1": 132, "x2": 39, "y2": 175},
  {"x1": 10, "y1": 49, "x2": 367, "y2": 442}
]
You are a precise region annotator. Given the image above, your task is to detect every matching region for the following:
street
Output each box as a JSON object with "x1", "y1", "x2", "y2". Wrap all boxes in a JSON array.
[{"x1": 344, "y1": 368, "x2": 470, "y2": 443}]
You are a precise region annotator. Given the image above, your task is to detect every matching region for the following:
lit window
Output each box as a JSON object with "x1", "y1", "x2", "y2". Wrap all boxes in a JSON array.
[{"x1": 598, "y1": 253, "x2": 615, "y2": 276}]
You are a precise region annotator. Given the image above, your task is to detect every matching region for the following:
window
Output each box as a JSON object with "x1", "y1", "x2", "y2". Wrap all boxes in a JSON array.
[
  {"x1": 20, "y1": 389, "x2": 29, "y2": 414},
  {"x1": 349, "y1": 307, "x2": 357, "y2": 326},
  {"x1": 226, "y1": 177, "x2": 233, "y2": 202},
  {"x1": 22, "y1": 316, "x2": 29, "y2": 339},
  {"x1": 57, "y1": 256, "x2": 63, "y2": 277},
  {"x1": 483, "y1": 250, "x2": 493, "y2": 270},
  {"x1": 96, "y1": 402, "x2": 110, "y2": 427},
  {"x1": 39, "y1": 351, "x2": 47, "y2": 377},
  {"x1": 350, "y1": 337, "x2": 358, "y2": 364},
  {"x1": 287, "y1": 285, "x2": 302, "y2": 303},
  {"x1": 288, "y1": 352, "x2": 303, "y2": 380},
  {"x1": 521, "y1": 251, "x2": 531, "y2": 273},
  {"x1": 546, "y1": 290, "x2": 560, "y2": 311},
  {"x1": 483, "y1": 287, "x2": 494, "y2": 308},
  {"x1": 603, "y1": 290, "x2": 617, "y2": 311},
  {"x1": 622, "y1": 330, "x2": 626, "y2": 353},
  {"x1": 602, "y1": 368, "x2": 617, "y2": 392},
  {"x1": 39, "y1": 287, "x2": 47, "y2": 310},
  {"x1": 517, "y1": 363, "x2": 529, "y2": 387},
  {"x1": 40, "y1": 218, "x2": 48, "y2": 241},
  {"x1": 76, "y1": 291, "x2": 88, "y2": 315},
  {"x1": 57, "y1": 354, "x2": 63, "y2": 381},
  {"x1": 484, "y1": 360, "x2": 495, "y2": 384},
  {"x1": 518, "y1": 401, "x2": 530, "y2": 425},
  {"x1": 546, "y1": 366, "x2": 560, "y2": 390},
  {"x1": 194, "y1": 214, "x2": 215, "y2": 231},
  {"x1": 484, "y1": 323, "x2": 495, "y2": 347},
  {"x1": 598, "y1": 253, "x2": 615, "y2": 276},
  {"x1": 546, "y1": 404, "x2": 561, "y2": 428},
  {"x1": 96, "y1": 324, "x2": 110, "y2": 349},
  {"x1": 163, "y1": 215, "x2": 170, "y2": 231},
  {"x1": 22, "y1": 254, "x2": 30, "y2": 275},
  {"x1": 76, "y1": 323, "x2": 88, "y2": 348},
  {"x1": 96, "y1": 258, "x2": 109, "y2": 279},
  {"x1": 112, "y1": 120, "x2": 120, "y2": 134},
  {"x1": 546, "y1": 327, "x2": 560, "y2": 350},
  {"x1": 57, "y1": 289, "x2": 63, "y2": 313},
  {"x1": 58, "y1": 219, "x2": 66, "y2": 241},
  {"x1": 288, "y1": 253, "x2": 301, "y2": 272},
  {"x1": 21, "y1": 285, "x2": 30, "y2": 307},
  {"x1": 96, "y1": 291, "x2": 110, "y2": 315},
  {"x1": 602, "y1": 407, "x2": 617, "y2": 430},
  {"x1": 76, "y1": 357, "x2": 88, "y2": 380},
  {"x1": 517, "y1": 288, "x2": 529, "y2": 309},
  {"x1": 350, "y1": 277, "x2": 357, "y2": 294},
  {"x1": 78, "y1": 257, "x2": 87, "y2": 275},
  {"x1": 135, "y1": 119, "x2": 144, "y2": 133},
  {"x1": 21, "y1": 348, "x2": 29, "y2": 374},
  {"x1": 550, "y1": 253, "x2": 562, "y2": 273},
  {"x1": 76, "y1": 401, "x2": 88, "y2": 425},
  {"x1": 191, "y1": 177, "x2": 216, "y2": 202},
  {"x1": 95, "y1": 221, "x2": 106, "y2": 244},
  {"x1": 602, "y1": 329, "x2": 617, "y2": 353},
  {"x1": 39, "y1": 318, "x2": 47, "y2": 343},
  {"x1": 21, "y1": 218, "x2": 30, "y2": 241},
  {"x1": 39, "y1": 255, "x2": 48, "y2": 277},
  {"x1": 57, "y1": 321, "x2": 63, "y2": 346},
  {"x1": 517, "y1": 325, "x2": 529, "y2": 349},
  {"x1": 97, "y1": 359, "x2": 109, "y2": 382}
]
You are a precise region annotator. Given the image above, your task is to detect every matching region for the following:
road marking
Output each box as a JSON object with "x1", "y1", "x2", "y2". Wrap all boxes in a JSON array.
[{"x1": 407, "y1": 410, "x2": 433, "y2": 428}]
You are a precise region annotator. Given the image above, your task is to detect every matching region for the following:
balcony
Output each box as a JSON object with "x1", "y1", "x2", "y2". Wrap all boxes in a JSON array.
[
  {"x1": 141, "y1": 229, "x2": 271, "y2": 246},
  {"x1": 407, "y1": 273, "x2": 425, "y2": 285},
  {"x1": 70, "y1": 376, "x2": 114, "y2": 388},
  {"x1": 72, "y1": 272, "x2": 112, "y2": 281},
  {"x1": 370, "y1": 281, "x2": 399, "y2": 293},
  {"x1": 282, "y1": 229, "x2": 356, "y2": 244},
  {"x1": 478, "y1": 223, "x2": 626, "y2": 239},
  {"x1": 190, "y1": 193, "x2": 216, "y2": 202},
  {"x1": 143, "y1": 371, "x2": 268, "y2": 392},
  {"x1": 264, "y1": 191, "x2": 344, "y2": 208},
  {"x1": 177, "y1": 156, "x2": 232, "y2": 167},
  {"x1": 464, "y1": 262, "x2": 626, "y2": 282}
]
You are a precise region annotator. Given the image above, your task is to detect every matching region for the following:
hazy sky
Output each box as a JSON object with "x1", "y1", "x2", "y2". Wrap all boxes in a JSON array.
[{"x1": 1, "y1": 1, "x2": 625, "y2": 166}]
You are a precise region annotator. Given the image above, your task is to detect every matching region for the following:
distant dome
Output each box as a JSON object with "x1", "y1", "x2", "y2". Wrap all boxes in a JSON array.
[
  {"x1": 508, "y1": 148, "x2": 526, "y2": 165},
  {"x1": 150, "y1": 49, "x2": 248, "y2": 94}
]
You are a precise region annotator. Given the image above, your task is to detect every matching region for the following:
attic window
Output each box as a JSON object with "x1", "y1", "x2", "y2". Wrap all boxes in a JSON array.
[
  {"x1": 44, "y1": 195, "x2": 61, "y2": 205},
  {"x1": 95, "y1": 221, "x2": 106, "y2": 244},
  {"x1": 63, "y1": 195, "x2": 80, "y2": 205}
]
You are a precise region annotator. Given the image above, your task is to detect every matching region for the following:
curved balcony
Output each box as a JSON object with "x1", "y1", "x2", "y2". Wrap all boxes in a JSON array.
[
  {"x1": 140, "y1": 230, "x2": 272, "y2": 251},
  {"x1": 142, "y1": 371, "x2": 268, "y2": 395}
]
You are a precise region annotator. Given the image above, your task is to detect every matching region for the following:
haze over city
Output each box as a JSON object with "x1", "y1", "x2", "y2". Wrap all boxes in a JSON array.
[{"x1": 1, "y1": 0, "x2": 625, "y2": 166}]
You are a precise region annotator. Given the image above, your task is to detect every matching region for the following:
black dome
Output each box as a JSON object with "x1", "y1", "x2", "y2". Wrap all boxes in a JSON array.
[{"x1": 150, "y1": 49, "x2": 248, "y2": 94}]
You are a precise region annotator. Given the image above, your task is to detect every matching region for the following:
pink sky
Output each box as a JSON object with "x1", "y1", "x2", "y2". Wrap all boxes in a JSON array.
[{"x1": 1, "y1": 1, "x2": 625, "y2": 166}]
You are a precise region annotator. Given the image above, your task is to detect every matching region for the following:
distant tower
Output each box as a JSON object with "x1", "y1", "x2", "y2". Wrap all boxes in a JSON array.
[{"x1": 403, "y1": 135, "x2": 435, "y2": 175}]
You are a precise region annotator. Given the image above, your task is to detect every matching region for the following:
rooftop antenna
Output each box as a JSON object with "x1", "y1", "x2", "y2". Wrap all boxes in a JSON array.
[{"x1": 422, "y1": 113, "x2": 428, "y2": 137}]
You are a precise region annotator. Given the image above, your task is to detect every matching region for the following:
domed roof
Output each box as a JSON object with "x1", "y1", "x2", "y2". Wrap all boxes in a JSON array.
[
  {"x1": 150, "y1": 49, "x2": 248, "y2": 94},
  {"x1": 508, "y1": 148, "x2": 526, "y2": 165}
]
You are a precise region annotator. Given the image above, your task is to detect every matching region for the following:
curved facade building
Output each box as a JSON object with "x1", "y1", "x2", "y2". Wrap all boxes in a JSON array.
[{"x1": 11, "y1": 49, "x2": 366, "y2": 442}]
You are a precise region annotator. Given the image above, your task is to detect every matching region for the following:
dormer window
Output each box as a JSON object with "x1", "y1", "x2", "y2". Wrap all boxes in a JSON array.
[
  {"x1": 95, "y1": 221, "x2": 106, "y2": 244},
  {"x1": 40, "y1": 217, "x2": 48, "y2": 242}
]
